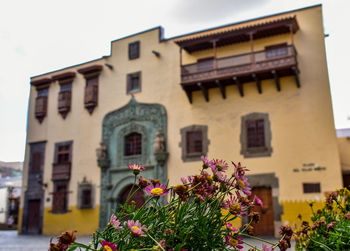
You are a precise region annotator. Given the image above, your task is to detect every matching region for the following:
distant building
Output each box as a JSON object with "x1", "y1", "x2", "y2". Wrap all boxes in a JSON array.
[
  {"x1": 20, "y1": 5, "x2": 343, "y2": 237},
  {"x1": 0, "y1": 161, "x2": 22, "y2": 227}
]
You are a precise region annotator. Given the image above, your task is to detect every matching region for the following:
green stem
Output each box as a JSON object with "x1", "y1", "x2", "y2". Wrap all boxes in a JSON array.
[
  {"x1": 240, "y1": 239, "x2": 259, "y2": 250},
  {"x1": 124, "y1": 176, "x2": 137, "y2": 205},
  {"x1": 240, "y1": 233, "x2": 276, "y2": 246},
  {"x1": 145, "y1": 232, "x2": 165, "y2": 251},
  {"x1": 309, "y1": 237, "x2": 333, "y2": 251}
]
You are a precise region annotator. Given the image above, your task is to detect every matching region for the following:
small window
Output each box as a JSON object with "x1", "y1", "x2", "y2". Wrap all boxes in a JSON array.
[
  {"x1": 186, "y1": 131, "x2": 203, "y2": 154},
  {"x1": 127, "y1": 72, "x2": 141, "y2": 94},
  {"x1": 265, "y1": 43, "x2": 288, "y2": 58},
  {"x1": 52, "y1": 182, "x2": 69, "y2": 213},
  {"x1": 240, "y1": 113, "x2": 272, "y2": 158},
  {"x1": 78, "y1": 180, "x2": 94, "y2": 209},
  {"x1": 128, "y1": 41, "x2": 140, "y2": 60},
  {"x1": 124, "y1": 132, "x2": 142, "y2": 156},
  {"x1": 180, "y1": 125, "x2": 209, "y2": 162},
  {"x1": 35, "y1": 87, "x2": 49, "y2": 123},
  {"x1": 303, "y1": 183, "x2": 321, "y2": 193},
  {"x1": 246, "y1": 119, "x2": 265, "y2": 148}
]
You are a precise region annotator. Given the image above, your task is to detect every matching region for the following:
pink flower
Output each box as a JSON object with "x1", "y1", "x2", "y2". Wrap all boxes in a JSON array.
[
  {"x1": 212, "y1": 159, "x2": 228, "y2": 172},
  {"x1": 127, "y1": 220, "x2": 148, "y2": 237},
  {"x1": 145, "y1": 183, "x2": 169, "y2": 197},
  {"x1": 102, "y1": 240, "x2": 118, "y2": 251},
  {"x1": 222, "y1": 195, "x2": 247, "y2": 216},
  {"x1": 253, "y1": 195, "x2": 263, "y2": 207},
  {"x1": 235, "y1": 173, "x2": 251, "y2": 196},
  {"x1": 226, "y1": 222, "x2": 239, "y2": 233},
  {"x1": 225, "y1": 235, "x2": 243, "y2": 250},
  {"x1": 262, "y1": 243, "x2": 274, "y2": 251},
  {"x1": 110, "y1": 214, "x2": 123, "y2": 230},
  {"x1": 201, "y1": 156, "x2": 213, "y2": 169},
  {"x1": 128, "y1": 163, "x2": 146, "y2": 175}
]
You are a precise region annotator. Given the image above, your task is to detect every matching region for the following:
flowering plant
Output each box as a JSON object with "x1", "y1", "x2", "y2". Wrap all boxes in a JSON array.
[
  {"x1": 294, "y1": 187, "x2": 350, "y2": 250},
  {"x1": 50, "y1": 158, "x2": 291, "y2": 251}
]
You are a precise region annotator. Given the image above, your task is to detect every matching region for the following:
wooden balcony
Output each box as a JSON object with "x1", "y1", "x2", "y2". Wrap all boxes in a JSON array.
[
  {"x1": 52, "y1": 163, "x2": 71, "y2": 181},
  {"x1": 35, "y1": 96, "x2": 47, "y2": 123},
  {"x1": 58, "y1": 91, "x2": 71, "y2": 119},
  {"x1": 180, "y1": 45, "x2": 300, "y2": 103}
]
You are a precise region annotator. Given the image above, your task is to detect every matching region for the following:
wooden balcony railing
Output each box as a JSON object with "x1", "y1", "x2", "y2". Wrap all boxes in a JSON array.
[
  {"x1": 182, "y1": 45, "x2": 297, "y2": 83},
  {"x1": 180, "y1": 45, "x2": 300, "y2": 103},
  {"x1": 52, "y1": 163, "x2": 71, "y2": 181}
]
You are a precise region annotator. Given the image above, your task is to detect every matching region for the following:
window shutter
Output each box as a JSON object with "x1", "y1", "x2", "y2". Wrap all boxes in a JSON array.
[
  {"x1": 124, "y1": 133, "x2": 142, "y2": 156},
  {"x1": 128, "y1": 41, "x2": 140, "y2": 60},
  {"x1": 186, "y1": 131, "x2": 203, "y2": 154},
  {"x1": 31, "y1": 152, "x2": 42, "y2": 173},
  {"x1": 246, "y1": 119, "x2": 265, "y2": 148},
  {"x1": 127, "y1": 74, "x2": 132, "y2": 93}
]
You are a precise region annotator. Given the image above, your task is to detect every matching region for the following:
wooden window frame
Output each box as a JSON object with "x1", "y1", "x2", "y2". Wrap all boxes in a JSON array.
[
  {"x1": 128, "y1": 41, "x2": 140, "y2": 60},
  {"x1": 246, "y1": 119, "x2": 265, "y2": 148},
  {"x1": 179, "y1": 125, "x2": 209, "y2": 162},
  {"x1": 77, "y1": 65, "x2": 102, "y2": 115},
  {"x1": 126, "y1": 72, "x2": 141, "y2": 94},
  {"x1": 77, "y1": 179, "x2": 94, "y2": 209},
  {"x1": 265, "y1": 43, "x2": 288, "y2": 59},
  {"x1": 52, "y1": 141, "x2": 73, "y2": 181},
  {"x1": 186, "y1": 130, "x2": 203, "y2": 155},
  {"x1": 124, "y1": 132, "x2": 142, "y2": 156},
  {"x1": 52, "y1": 181, "x2": 69, "y2": 213},
  {"x1": 303, "y1": 183, "x2": 321, "y2": 193},
  {"x1": 240, "y1": 113, "x2": 272, "y2": 158},
  {"x1": 35, "y1": 86, "x2": 49, "y2": 123}
]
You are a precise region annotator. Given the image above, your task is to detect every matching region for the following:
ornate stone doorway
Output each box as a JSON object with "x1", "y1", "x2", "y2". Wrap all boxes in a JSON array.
[{"x1": 97, "y1": 97, "x2": 168, "y2": 228}]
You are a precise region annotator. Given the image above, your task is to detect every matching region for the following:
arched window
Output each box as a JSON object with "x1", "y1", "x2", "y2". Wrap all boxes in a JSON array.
[{"x1": 124, "y1": 132, "x2": 142, "y2": 156}]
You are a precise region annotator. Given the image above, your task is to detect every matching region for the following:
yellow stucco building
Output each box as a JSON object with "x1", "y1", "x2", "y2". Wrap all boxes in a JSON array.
[{"x1": 19, "y1": 4, "x2": 344, "y2": 237}]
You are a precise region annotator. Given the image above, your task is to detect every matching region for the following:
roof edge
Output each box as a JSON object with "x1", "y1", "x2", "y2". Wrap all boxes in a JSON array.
[{"x1": 167, "y1": 4, "x2": 321, "y2": 41}]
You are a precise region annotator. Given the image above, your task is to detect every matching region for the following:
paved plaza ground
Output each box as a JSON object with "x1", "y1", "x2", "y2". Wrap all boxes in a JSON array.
[{"x1": 0, "y1": 230, "x2": 295, "y2": 250}]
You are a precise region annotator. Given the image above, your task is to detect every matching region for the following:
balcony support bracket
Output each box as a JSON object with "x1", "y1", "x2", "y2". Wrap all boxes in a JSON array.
[
  {"x1": 252, "y1": 74, "x2": 262, "y2": 94},
  {"x1": 215, "y1": 80, "x2": 226, "y2": 99},
  {"x1": 233, "y1": 77, "x2": 244, "y2": 97},
  {"x1": 182, "y1": 86, "x2": 193, "y2": 104},
  {"x1": 292, "y1": 66, "x2": 301, "y2": 88},
  {"x1": 271, "y1": 70, "x2": 281, "y2": 92},
  {"x1": 197, "y1": 82, "x2": 209, "y2": 102}
]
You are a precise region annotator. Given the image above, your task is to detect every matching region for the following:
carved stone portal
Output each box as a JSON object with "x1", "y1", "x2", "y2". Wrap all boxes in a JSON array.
[{"x1": 99, "y1": 97, "x2": 167, "y2": 228}]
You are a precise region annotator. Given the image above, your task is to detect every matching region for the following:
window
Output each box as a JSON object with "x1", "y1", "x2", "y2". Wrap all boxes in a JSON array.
[
  {"x1": 58, "y1": 82, "x2": 72, "y2": 119},
  {"x1": 52, "y1": 182, "x2": 69, "y2": 213},
  {"x1": 124, "y1": 132, "x2": 142, "y2": 156},
  {"x1": 52, "y1": 72, "x2": 75, "y2": 119},
  {"x1": 179, "y1": 125, "x2": 209, "y2": 162},
  {"x1": 127, "y1": 72, "x2": 141, "y2": 94},
  {"x1": 186, "y1": 131, "x2": 203, "y2": 154},
  {"x1": 240, "y1": 113, "x2": 272, "y2": 158},
  {"x1": 265, "y1": 43, "x2": 288, "y2": 58},
  {"x1": 77, "y1": 179, "x2": 94, "y2": 209},
  {"x1": 77, "y1": 65, "x2": 102, "y2": 114},
  {"x1": 128, "y1": 41, "x2": 140, "y2": 60},
  {"x1": 52, "y1": 141, "x2": 73, "y2": 181},
  {"x1": 246, "y1": 119, "x2": 265, "y2": 148},
  {"x1": 303, "y1": 183, "x2": 321, "y2": 193},
  {"x1": 84, "y1": 77, "x2": 99, "y2": 114},
  {"x1": 35, "y1": 87, "x2": 48, "y2": 123}
]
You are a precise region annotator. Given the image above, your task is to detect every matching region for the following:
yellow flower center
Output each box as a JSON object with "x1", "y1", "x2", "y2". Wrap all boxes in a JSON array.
[
  {"x1": 132, "y1": 226, "x2": 140, "y2": 232},
  {"x1": 104, "y1": 246, "x2": 113, "y2": 251},
  {"x1": 151, "y1": 188, "x2": 164, "y2": 195},
  {"x1": 230, "y1": 203, "x2": 241, "y2": 215},
  {"x1": 229, "y1": 238, "x2": 238, "y2": 246},
  {"x1": 238, "y1": 179, "x2": 245, "y2": 189}
]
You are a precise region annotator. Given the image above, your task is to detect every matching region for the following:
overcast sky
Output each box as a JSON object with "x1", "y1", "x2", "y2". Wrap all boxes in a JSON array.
[{"x1": 0, "y1": 0, "x2": 348, "y2": 161}]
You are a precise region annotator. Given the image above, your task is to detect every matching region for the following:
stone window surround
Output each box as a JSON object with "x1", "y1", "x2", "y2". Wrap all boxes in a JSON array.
[
  {"x1": 242, "y1": 173, "x2": 283, "y2": 238},
  {"x1": 240, "y1": 112, "x2": 273, "y2": 158},
  {"x1": 179, "y1": 125, "x2": 210, "y2": 162}
]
